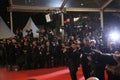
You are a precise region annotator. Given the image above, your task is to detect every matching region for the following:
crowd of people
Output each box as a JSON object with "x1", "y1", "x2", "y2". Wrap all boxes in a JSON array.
[{"x1": 0, "y1": 27, "x2": 120, "y2": 80}]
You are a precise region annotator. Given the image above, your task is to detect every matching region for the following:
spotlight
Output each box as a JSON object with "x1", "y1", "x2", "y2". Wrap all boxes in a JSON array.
[
  {"x1": 60, "y1": 28, "x2": 62, "y2": 33},
  {"x1": 109, "y1": 32, "x2": 119, "y2": 41},
  {"x1": 73, "y1": 17, "x2": 80, "y2": 22}
]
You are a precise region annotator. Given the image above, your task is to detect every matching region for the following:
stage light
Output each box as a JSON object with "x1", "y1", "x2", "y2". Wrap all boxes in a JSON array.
[
  {"x1": 109, "y1": 32, "x2": 120, "y2": 41},
  {"x1": 73, "y1": 17, "x2": 80, "y2": 22},
  {"x1": 66, "y1": 18, "x2": 70, "y2": 23},
  {"x1": 60, "y1": 28, "x2": 62, "y2": 33},
  {"x1": 80, "y1": 3, "x2": 84, "y2": 6}
]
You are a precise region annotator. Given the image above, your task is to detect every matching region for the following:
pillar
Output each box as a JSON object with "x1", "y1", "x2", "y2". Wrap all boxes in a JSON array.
[
  {"x1": 10, "y1": 11, "x2": 13, "y2": 32},
  {"x1": 61, "y1": 12, "x2": 65, "y2": 41}
]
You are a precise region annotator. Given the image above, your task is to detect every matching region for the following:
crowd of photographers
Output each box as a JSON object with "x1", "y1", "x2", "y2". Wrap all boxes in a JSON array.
[{"x1": 0, "y1": 27, "x2": 120, "y2": 80}]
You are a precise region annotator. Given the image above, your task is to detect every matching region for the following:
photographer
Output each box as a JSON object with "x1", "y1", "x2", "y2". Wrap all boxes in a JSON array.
[
  {"x1": 29, "y1": 29, "x2": 33, "y2": 39},
  {"x1": 26, "y1": 29, "x2": 33, "y2": 39}
]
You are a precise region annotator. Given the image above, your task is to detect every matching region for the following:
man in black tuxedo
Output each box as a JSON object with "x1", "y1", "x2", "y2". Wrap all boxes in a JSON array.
[
  {"x1": 6, "y1": 39, "x2": 17, "y2": 71},
  {"x1": 22, "y1": 41, "x2": 31, "y2": 69},
  {"x1": 45, "y1": 41, "x2": 53, "y2": 68},
  {"x1": 38, "y1": 44, "x2": 46, "y2": 68},
  {"x1": 31, "y1": 41, "x2": 39, "y2": 69},
  {"x1": 65, "y1": 42, "x2": 80, "y2": 80}
]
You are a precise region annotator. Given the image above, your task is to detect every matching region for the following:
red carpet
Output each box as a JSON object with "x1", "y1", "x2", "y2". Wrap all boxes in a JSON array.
[{"x1": 0, "y1": 66, "x2": 107, "y2": 80}]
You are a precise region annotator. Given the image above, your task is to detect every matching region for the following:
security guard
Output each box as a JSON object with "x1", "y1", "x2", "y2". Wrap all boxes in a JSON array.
[{"x1": 81, "y1": 38, "x2": 92, "y2": 79}]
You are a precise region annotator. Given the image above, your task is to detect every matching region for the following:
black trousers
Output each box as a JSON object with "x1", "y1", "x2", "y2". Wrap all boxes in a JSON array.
[
  {"x1": 91, "y1": 63, "x2": 105, "y2": 80},
  {"x1": 39, "y1": 56, "x2": 45, "y2": 68},
  {"x1": 107, "y1": 71, "x2": 120, "y2": 80},
  {"x1": 82, "y1": 64, "x2": 91, "y2": 79},
  {"x1": 69, "y1": 66, "x2": 78, "y2": 80},
  {"x1": 46, "y1": 55, "x2": 52, "y2": 67}
]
